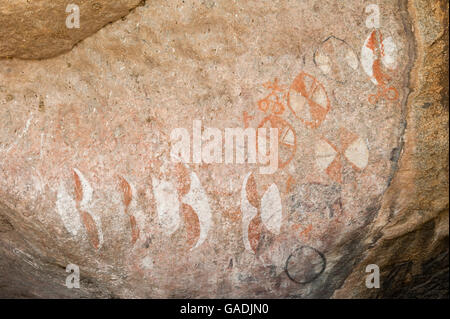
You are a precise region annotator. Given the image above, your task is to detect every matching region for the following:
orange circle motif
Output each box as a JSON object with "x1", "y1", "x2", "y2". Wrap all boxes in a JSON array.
[
  {"x1": 287, "y1": 72, "x2": 331, "y2": 129},
  {"x1": 258, "y1": 115, "x2": 297, "y2": 169}
]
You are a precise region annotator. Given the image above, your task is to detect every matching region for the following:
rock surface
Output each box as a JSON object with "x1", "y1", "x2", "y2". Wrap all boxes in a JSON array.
[
  {"x1": 0, "y1": 0, "x2": 448, "y2": 298},
  {"x1": 0, "y1": 0, "x2": 143, "y2": 59}
]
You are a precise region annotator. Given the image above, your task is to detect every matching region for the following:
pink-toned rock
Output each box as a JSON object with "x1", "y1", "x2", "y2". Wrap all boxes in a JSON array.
[{"x1": 0, "y1": 0, "x2": 448, "y2": 298}]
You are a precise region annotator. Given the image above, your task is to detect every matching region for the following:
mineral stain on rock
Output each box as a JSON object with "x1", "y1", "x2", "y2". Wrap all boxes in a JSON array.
[{"x1": 0, "y1": 214, "x2": 14, "y2": 233}]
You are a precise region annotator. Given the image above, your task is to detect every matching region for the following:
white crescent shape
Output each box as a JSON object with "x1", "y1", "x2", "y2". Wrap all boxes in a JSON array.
[
  {"x1": 344, "y1": 137, "x2": 369, "y2": 170},
  {"x1": 361, "y1": 32, "x2": 378, "y2": 85},
  {"x1": 152, "y1": 177, "x2": 180, "y2": 235},
  {"x1": 56, "y1": 182, "x2": 81, "y2": 236},
  {"x1": 241, "y1": 172, "x2": 258, "y2": 253},
  {"x1": 182, "y1": 172, "x2": 212, "y2": 250},
  {"x1": 381, "y1": 36, "x2": 397, "y2": 70},
  {"x1": 91, "y1": 212, "x2": 104, "y2": 249},
  {"x1": 315, "y1": 139, "x2": 338, "y2": 171},
  {"x1": 73, "y1": 168, "x2": 93, "y2": 210},
  {"x1": 260, "y1": 184, "x2": 282, "y2": 235}
]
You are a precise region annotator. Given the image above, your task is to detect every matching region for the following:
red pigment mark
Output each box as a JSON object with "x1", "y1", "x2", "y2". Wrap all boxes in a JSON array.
[
  {"x1": 258, "y1": 115, "x2": 297, "y2": 169},
  {"x1": 286, "y1": 175, "x2": 294, "y2": 193},
  {"x1": 287, "y1": 72, "x2": 331, "y2": 129},
  {"x1": 320, "y1": 135, "x2": 343, "y2": 184},
  {"x1": 257, "y1": 78, "x2": 286, "y2": 115},
  {"x1": 320, "y1": 128, "x2": 364, "y2": 183},
  {"x1": 299, "y1": 224, "x2": 313, "y2": 239},
  {"x1": 326, "y1": 155, "x2": 343, "y2": 184},
  {"x1": 366, "y1": 30, "x2": 399, "y2": 104},
  {"x1": 73, "y1": 170, "x2": 83, "y2": 204},
  {"x1": 118, "y1": 176, "x2": 140, "y2": 244},
  {"x1": 182, "y1": 203, "x2": 200, "y2": 249},
  {"x1": 246, "y1": 174, "x2": 260, "y2": 208},
  {"x1": 80, "y1": 210, "x2": 99, "y2": 250},
  {"x1": 339, "y1": 127, "x2": 359, "y2": 151},
  {"x1": 119, "y1": 176, "x2": 132, "y2": 208},
  {"x1": 243, "y1": 111, "x2": 253, "y2": 128},
  {"x1": 292, "y1": 223, "x2": 313, "y2": 239},
  {"x1": 73, "y1": 169, "x2": 100, "y2": 249},
  {"x1": 244, "y1": 174, "x2": 263, "y2": 254},
  {"x1": 339, "y1": 127, "x2": 368, "y2": 172},
  {"x1": 366, "y1": 29, "x2": 377, "y2": 52},
  {"x1": 129, "y1": 215, "x2": 140, "y2": 245},
  {"x1": 372, "y1": 57, "x2": 390, "y2": 87},
  {"x1": 248, "y1": 215, "x2": 262, "y2": 254},
  {"x1": 175, "y1": 162, "x2": 190, "y2": 197},
  {"x1": 368, "y1": 84, "x2": 399, "y2": 105}
]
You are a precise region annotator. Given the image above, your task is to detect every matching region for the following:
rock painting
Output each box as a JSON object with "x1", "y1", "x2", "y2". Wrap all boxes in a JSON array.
[
  {"x1": 315, "y1": 128, "x2": 369, "y2": 183},
  {"x1": 56, "y1": 169, "x2": 103, "y2": 249},
  {"x1": 361, "y1": 4, "x2": 399, "y2": 104},
  {"x1": 314, "y1": 36, "x2": 359, "y2": 83},
  {"x1": 241, "y1": 172, "x2": 282, "y2": 254},
  {"x1": 152, "y1": 162, "x2": 212, "y2": 250}
]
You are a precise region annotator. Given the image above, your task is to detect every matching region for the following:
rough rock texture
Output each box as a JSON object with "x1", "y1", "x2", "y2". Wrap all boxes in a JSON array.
[
  {"x1": 0, "y1": 0, "x2": 143, "y2": 59},
  {"x1": 334, "y1": 0, "x2": 449, "y2": 298},
  {"x1": 0, "y1": 0, "x2": 448, "y2": 298}
]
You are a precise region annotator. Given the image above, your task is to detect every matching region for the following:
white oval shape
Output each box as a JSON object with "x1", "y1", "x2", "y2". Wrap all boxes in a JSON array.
[
  {"x1": 56, "y1": 182, "x2": 81, "y2": 236},
  {"x1": 361, "y1": 33, "x2": 378, "y2": 85},
  {"x1": 361, "y1": 31, "x2": 397, "y2": 86},
  {"x1": 314, "y1": 36, "x2": 359, "y2": 83},
  {"x1": 315, "y1": 52, "x2": 331, "y2": 74},
  {"x1": 260, "y1": 184, "x2": 282, "y2": 235},
  {"x1": 289, "y1": 92, "x2": 312, "y2": 121},
  {"x1": 344, "y1": 137, "x2": 369, "y2": 170},
  {"x1": 182, "y1": 171, "x2": 212, "y2": 250},
  {"x1": 345, "y1": 50, "x2": 359, "y2": 70},
  {"x1": 241, "y1": 172, "x2": 258, "y2": 253},
  {"x1": 152, "y1": 177, "x2": 180, "y2": 235},
  {"x1": 312, "y1": 85, "x2": 328, "y2": 107},
  {"x1": 381, "y1": 36, "x2": 397, "y2": 70},
  {"x1": 73, "y1": 168, "x2": 93, "y2": 210},
  {"x1": 315, "y1": 139, "x2": 337, "y2": 171},
  {"x1": 91, "y1": 212, "x2": 104, "y2": 249}
]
